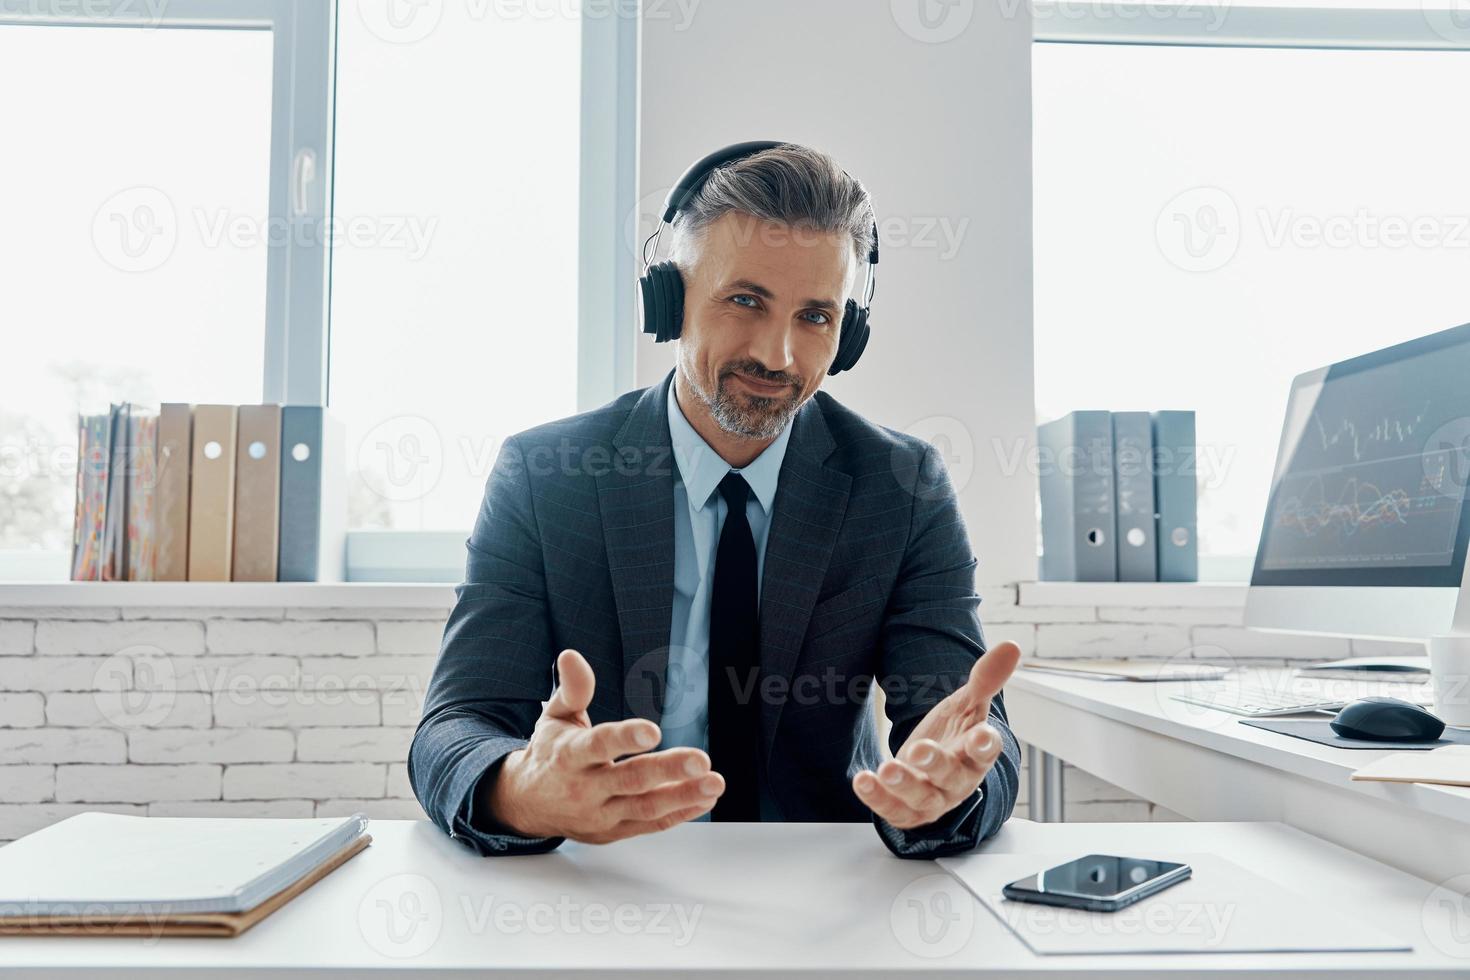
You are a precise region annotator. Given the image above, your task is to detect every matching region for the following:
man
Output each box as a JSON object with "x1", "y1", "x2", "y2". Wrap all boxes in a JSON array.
[{"x1": 409, "y1": 142, "x2": 1021, "y2": 857}]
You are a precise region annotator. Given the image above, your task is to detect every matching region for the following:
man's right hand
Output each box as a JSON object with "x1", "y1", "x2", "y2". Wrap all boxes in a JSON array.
[{"x1": 480, "y1": 649, "x2": 725, "y2": 844}]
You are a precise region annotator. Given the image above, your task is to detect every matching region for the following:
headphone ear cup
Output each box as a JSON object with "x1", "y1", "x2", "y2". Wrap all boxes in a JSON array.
[
  {"x1": 645, "y1": 261, "x2": 683, "y2": 343},
  {"x1": 828, "y1": 300, "x2": 871, "y2": 375},
  {"x1": 638, "y1": 270, "x2": 660, "y2": 339},
  {"x1": 661, "y1": 260, "x2": 682, "y2": 340}
]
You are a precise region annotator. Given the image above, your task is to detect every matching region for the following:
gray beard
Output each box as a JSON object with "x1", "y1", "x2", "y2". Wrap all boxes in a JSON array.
[{"x1": 691, "y1": 371, "x2": 801, "y2": 440}]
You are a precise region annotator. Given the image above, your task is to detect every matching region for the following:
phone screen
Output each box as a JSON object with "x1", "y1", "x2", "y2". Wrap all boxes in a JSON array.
[{"x1": 1008, "y1": 854, "x2": 1188, "y2": 901}]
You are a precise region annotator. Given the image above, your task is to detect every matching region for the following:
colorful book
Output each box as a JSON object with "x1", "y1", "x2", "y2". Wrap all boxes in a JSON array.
[
  {"x1": 126, "y1": 411, "x2": 159, "y2": 581},
  {"x1": 70, "y1": 414, "x2": 111, "y2": 581}
]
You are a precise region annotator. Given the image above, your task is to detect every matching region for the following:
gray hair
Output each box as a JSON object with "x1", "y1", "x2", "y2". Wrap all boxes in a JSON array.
[{"x1": 666, "y1": 143, "x2": 876, "y2": 271}]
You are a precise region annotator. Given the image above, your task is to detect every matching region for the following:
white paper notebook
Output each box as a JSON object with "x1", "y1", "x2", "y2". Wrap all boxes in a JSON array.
[
  {"x1": 937, "y1": 851, "x2": 1410, "y2": 956},
  {"x1": 1353, "y1": 744, "x2": 1470, "y2": 787},
  {"x1": 0, "y1": 812, "x2": 369, "y2": 917}
]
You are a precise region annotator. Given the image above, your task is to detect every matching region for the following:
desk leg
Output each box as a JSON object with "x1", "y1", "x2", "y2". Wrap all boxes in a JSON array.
[{"x1": 1027, "y1": 745, "x2": 1065, "y2": 823}]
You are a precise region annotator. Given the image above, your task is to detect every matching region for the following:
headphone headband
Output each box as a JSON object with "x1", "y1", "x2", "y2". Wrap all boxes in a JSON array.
[{"x1": 659, "y1": 140, "x2": 879, "y2": 268}]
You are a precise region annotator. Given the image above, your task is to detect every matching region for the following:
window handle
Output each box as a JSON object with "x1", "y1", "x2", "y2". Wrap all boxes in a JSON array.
[{"x1": 292, "y1": 148, "x2": 318, "y2": 217}]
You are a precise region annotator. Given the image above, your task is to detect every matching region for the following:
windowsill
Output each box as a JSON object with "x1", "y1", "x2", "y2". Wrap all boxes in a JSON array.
[
  {"x1": 0, "y1": 581, "x2": 458, "y2": 609},
  {"x1": 1019, "y1": 581, "x2": 1248, "y2": 608},
  {"x1": 0, "y1": 579, "x2": 1249, "y2": 611}
]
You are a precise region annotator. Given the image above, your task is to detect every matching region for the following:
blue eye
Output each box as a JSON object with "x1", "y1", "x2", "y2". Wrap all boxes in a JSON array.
[
  {"x1": 731, "y1": 294, "x2": 759, "y2": 308},
  {"x1": 802, "y1": 310, "x2": 831, "y2": 326}
]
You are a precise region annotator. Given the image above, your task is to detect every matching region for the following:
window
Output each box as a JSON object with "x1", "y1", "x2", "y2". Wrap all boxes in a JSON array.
[
  {"x1": 1032, "y1": 2, "x2": 1470, "y2": 579},
  {"x1": 330, "y1": 3, "x2": 582, "y2": 535},
  {"x1": 1, "y1": 1, "x2": 634, "y2": 581},
  {"x1": 0, "y1": 1, "x2": 329, "y2": 581}
]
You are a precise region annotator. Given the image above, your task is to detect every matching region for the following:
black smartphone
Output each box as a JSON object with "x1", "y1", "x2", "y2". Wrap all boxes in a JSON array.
[{"x1": 1002, "y1": 854, "x2": 1192, "y2": 913}]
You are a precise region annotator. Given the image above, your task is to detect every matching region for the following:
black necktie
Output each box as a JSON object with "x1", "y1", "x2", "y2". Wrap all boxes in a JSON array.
[{"x1": 708, "y1": 471, "x2": 761, "y2": 821}]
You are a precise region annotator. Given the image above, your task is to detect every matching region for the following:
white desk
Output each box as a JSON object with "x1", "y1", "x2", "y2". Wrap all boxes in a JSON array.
[
  {"x1": 3, "y1": 819, "x2": 1466, "y2": 976},
  {"x1": 1008, "y1": 668, "x2": 1470, "y2": 884}
]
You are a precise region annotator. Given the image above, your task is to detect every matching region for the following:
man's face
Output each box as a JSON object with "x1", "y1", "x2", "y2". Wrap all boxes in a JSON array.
[{"x1": 676, "y1": 212, "x2": 854, "y2": 440}]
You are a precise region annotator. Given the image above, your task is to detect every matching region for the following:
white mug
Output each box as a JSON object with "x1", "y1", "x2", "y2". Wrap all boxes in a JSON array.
[{"x1": 1428, "y1": 634, "x2": 1470, "y2": 729}]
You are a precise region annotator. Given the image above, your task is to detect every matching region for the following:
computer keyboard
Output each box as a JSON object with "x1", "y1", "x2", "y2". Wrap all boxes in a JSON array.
[{"x1": 1170, "y1": 688, "x2": 1349, "y2": 718}]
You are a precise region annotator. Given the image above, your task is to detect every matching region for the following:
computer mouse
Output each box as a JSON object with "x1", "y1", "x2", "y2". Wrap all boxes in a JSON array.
[{"x1": 1330, "y1": 697, "x2": 1445, "y2": 742}]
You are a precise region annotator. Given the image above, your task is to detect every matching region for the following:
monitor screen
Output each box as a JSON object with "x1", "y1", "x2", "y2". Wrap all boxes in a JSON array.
[{"x1": 1252, "y1": 322, "x2": 1470, "y2": 588}]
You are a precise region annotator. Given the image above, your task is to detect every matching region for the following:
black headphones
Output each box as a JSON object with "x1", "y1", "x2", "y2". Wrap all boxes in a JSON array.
[{"x1": 637, "y1": 140, "x2": 879, "y2": 376}]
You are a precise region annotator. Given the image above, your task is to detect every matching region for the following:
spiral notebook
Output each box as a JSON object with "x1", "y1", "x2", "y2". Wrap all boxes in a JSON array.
[{"x1": 0, "y1": 812, "x2": 371, "y2": 937}]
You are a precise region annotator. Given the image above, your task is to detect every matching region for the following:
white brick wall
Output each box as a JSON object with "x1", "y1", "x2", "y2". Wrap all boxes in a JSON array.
[
  {"x1": 0, "y1": 584, "x2": 1345, "y2": 843},
  {"x1": 0, "y1": 607, "x2": 442, "y2": 842}
]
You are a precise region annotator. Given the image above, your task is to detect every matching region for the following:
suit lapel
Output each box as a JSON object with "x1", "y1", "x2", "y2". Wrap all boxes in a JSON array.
[
  {"x1": 598, "y1": 372, "x2": 677, "y2": 724},
  {"x1": 758, "y1": 397, "x2": 851, "y2": 763}
]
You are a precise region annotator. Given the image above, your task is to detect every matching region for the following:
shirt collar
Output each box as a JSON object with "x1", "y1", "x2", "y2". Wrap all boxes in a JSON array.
[{"x1": 667, "y1": 377, "x2": 792, "y2": 515}]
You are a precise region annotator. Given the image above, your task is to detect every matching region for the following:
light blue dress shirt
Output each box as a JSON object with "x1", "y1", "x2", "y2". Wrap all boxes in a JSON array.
[{"x1": 661, "y1": 380, "x2": 793, "y2": 818}]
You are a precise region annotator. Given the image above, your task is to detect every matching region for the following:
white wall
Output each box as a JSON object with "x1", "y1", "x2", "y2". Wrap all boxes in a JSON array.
[{"x1": 635, "y1": 0, "x2": 1038, "y2": 587}]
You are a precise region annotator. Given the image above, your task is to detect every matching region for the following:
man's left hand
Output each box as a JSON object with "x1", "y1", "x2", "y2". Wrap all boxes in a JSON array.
[{"x1": 852, "y1": 641, "x2": 1021, "y2": 830}]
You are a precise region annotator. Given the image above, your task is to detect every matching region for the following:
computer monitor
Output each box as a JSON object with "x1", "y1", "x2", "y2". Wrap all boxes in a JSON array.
[{"x1": 1245, "y1": 322, "x2": 1470, "y2": 641}]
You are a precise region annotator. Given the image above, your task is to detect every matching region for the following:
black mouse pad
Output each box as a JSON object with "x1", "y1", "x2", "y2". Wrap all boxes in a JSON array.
[{"x1": 1241, "y1": 718, "x2": 1470, "y2": 750}]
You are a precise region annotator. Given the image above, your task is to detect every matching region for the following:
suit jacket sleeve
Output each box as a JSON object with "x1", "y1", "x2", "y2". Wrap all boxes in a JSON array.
[
  {"x1": 408, "y1": 435, "x2": 567, "y2": 856},
  {"x1": 871, "y1": 444, "x2": 1021, "y2": 858}
]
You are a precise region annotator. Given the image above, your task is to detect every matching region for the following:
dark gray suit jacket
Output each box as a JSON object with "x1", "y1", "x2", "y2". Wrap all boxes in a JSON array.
[{"x1": 409, "y1": 370, "x2": 1019, "y2": 857}]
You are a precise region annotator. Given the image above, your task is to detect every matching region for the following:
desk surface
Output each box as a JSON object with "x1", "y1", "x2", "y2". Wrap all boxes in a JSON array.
[
  {"x1": 2, "y1": 819, "x2": 1465, "y2": 977},
  {"x1": 1011, "y1": 667, "x2": 1470, "y2": 826}
]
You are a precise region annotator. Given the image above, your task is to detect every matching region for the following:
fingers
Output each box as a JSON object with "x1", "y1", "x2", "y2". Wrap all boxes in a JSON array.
[
  {"x1": 873, "y1": 758, "x2": 948, "y2": 816},
  {"x1": 594, "y1": 798, "x2": 720, "y2": 844},
  {"x1": 852, "y1": 770, "x2": 928, "y2": 829},
  {"x1": 899, "y1": 737, "x2": 977, "y2": 800},
  {"x1": 564, "y1": 717, "x2": 661, "y2": 767},
  {"x1": 608, "y1": 770, "x2": 724, "y2": 823},
  {"x1": 545, "y1": 649, "x2": 597, "y2": 721},
  {"x1": 963, "y1": 641, "x2": 1022, "y2": 714},
  {"x1": 603, "y1": 747, "x2": 710, "y2": 795}
]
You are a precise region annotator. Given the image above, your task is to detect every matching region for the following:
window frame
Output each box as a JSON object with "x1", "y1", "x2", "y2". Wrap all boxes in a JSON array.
[{"x1": 1032, "y1": 2, "x2": 1470, "y2": 51}]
